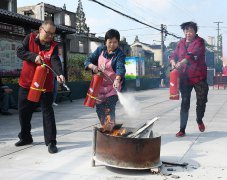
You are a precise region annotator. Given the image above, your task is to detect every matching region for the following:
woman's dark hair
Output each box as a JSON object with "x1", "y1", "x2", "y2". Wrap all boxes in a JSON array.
[
  {"x1": 105, "y1": 29, "x2": 120, "y2": 43},
  {"x1": 180, "y1": 21, "x2": 198, "y2": 33}
]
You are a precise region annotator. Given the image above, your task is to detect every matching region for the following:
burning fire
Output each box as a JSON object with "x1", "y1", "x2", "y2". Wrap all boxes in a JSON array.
[
  {"x1": 101, "y1": 120, "x2": 127, "y2": 136},
  {"x1": 101, "y1": 108, "x2": 127, "y2": 136},
  {"x1": 111, "y1": 128, "x2": 126, "y2": 136}
]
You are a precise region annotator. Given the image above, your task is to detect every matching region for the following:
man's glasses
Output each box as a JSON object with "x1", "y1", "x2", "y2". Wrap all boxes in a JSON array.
[{"x1": 42, "y1": 27, "x2": 55, "y2": 37}]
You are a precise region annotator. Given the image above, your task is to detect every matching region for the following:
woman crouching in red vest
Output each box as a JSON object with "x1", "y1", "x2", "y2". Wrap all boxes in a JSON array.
[{"x1": 16, "y1": 20, "x2": 65, "y2": 154}]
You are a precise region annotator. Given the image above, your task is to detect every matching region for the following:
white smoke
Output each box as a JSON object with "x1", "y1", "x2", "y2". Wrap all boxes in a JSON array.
[{"x1": 117, "y1": 91, "x2": 141, "y2": 118}]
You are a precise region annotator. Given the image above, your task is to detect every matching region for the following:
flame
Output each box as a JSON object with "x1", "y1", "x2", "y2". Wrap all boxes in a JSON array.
[
  {"x1": 100, "y1": 108, "x2": 127, "y2": 136},
  {"x1": 111, "y1": 128, "x2": 127, "y2": 136}
]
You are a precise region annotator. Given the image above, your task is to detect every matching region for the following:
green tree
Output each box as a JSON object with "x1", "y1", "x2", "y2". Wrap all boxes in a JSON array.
[
  {"x1": 215, "y1": 59, "x2": 223, "y2": 73},
  {"x1": 215, "y1": 34, "x2": 223, "y2": 72},
  {"x1": 67, "y1": 53, "x2": 92, "y2": 81},
  {"x1": 219, "y1": 34, "x2": 222, "y2": 57},
  {"x1": 75, "y1": 0, "x2": 90, "y2": 34}
]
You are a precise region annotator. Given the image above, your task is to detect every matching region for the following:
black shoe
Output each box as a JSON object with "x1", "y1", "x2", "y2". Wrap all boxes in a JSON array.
[
  {"x1": 48, "y1": 142, "x2": 58, "y2": 154},
  {"x1": 15, "y1": 139, "x2": 33, "y2": 146},
  {"x1": 1, "y1": 112, "x2": 12, "y2": 115}
]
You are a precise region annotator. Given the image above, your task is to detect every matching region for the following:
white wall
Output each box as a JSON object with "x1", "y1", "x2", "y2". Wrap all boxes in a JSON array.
[
  {"x1": 89, "y1": 41, "x2": 102, "y2": 53},
  {"x1": 64, "y1": 14, "x2": 71, "y2": 26}
]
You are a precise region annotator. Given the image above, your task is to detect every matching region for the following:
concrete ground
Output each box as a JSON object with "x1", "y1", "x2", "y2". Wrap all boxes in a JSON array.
[{"x1": 0, "y1": 87, "x2": 227, "y2": 180}]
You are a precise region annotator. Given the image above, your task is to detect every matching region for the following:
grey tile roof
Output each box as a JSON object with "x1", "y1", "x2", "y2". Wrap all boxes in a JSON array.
[{"x1": 0, "y1": 8, "x2": 76, "y2": 34}]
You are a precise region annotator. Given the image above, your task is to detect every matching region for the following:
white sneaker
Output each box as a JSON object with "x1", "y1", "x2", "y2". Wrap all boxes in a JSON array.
[{"x1": 52, "y1": 102, "x2": 58, "y2": 106}]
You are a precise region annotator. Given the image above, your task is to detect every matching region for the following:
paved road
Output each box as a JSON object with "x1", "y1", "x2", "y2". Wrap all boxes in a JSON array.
[{"x1": 0, "y1": 88, "x2": 227, "y2": 179}]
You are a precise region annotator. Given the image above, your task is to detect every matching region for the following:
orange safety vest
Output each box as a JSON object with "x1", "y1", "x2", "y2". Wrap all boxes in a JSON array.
[{"x1": 19, "y1": 32, "x2": 57, "y2": 92}]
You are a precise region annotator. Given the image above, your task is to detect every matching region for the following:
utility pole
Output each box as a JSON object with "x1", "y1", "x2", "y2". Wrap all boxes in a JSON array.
[
  {"x1": 161, "y1": 24, "x2": 164, "y2": 66},
  {"x1": 214, "y1": 22, "x2": 223, "y2": 60},
  {"x1": 160, "y1": 24, "x2": 167, "y2": 66}
]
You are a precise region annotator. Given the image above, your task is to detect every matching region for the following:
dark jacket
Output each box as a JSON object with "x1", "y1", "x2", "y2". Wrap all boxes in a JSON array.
[
  {"x1": 17, "y1": 34, "x2": 63, "y2": 76},
  {"x1": 84, "y1": 45, "x2": 126, "y2": 77}
]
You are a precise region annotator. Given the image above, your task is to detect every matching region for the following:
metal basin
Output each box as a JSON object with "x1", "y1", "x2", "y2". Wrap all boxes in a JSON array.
[{"x1": 92, "y1": 127, "x2": 162, "y2": 170}]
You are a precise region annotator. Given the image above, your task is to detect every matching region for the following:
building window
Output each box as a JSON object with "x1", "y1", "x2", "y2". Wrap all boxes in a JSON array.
[
  {"x1": 24, "y1": 10, "x2": 33, "y2": 17},
  {"x1": 79, "y1": 41, "x2": 84, "y2": 53},
  {"x1": 65, "y1": 14, "x2": 71, "y2": 26},
  {"x1": 44, "y1": 12, "x2": 54, "y2": 22}
]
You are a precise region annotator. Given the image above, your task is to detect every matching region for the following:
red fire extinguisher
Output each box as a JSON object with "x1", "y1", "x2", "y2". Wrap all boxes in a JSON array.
[
  {"x1": 169, "y1": 69, "x2": 180, "y2": 100},
  {"x1": 84, "y1": 72, "x2": 103, "y2": 108},
  {"x1": 27, "y1": 64, "x2": 47, "y2": 102}
]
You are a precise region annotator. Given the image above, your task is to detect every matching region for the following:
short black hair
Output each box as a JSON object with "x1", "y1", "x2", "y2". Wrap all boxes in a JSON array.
[
  {"x1": 105, "y1": 29, "x2": 120, "y2": 43},
  {"x1": 41, "y1": 20, "x2": 56, "y2": 28},
  {"x1": 180, "y1": 21, "x2": 198, "y2": 33}
]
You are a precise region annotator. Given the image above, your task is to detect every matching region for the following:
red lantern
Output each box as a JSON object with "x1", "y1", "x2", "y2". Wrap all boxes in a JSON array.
[
  {"x1": 27, "y1": 65, "x2": 47, "y2": 102},
  {"x1": 84, "y1": 72, "x2": 103, "y2": 108},
  {"x1": 169, "y1": 69, "x2": 180, "y2": 100}
]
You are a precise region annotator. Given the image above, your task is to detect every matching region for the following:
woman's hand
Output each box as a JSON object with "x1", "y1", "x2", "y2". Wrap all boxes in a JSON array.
[
  {"x1": 170, "y1": 60, "x2": 176, "y2": 69},
  {"x1": 91, "y1": 64, "x2": 99, "y2": 74},
  {"x1": 175, "y1": 59, "x2": 188, "y2": 70},
  {"x1": 113, "y1": 77, "x2": 121, "y2": 89}
]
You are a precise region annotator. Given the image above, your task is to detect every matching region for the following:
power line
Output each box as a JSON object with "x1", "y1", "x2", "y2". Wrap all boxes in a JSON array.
[
  {"x1": 167, "y1": 0, "x2": 195, "y2": 20},
  {"x1": 110, "y1": 0, "x2": 156, "y2": 26},
  {"x1": 124, "y1": 33, "x2": 160, "y2": 38},
  {"x1": 103, "y1": 0, "x2": 158, "y2": 28},
  {"x1": 131, "y1": 1, "x2": 162, "y2": 26},
  {"x1": 88, "y1": 0, "x2": 181, "y2": 39},
  {"x1": 95, "y1": 26, "x2": 150, "y2": 34}
]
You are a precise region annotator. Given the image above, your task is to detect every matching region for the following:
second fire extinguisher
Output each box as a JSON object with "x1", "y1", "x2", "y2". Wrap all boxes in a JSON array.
[
  {"x1": 27, "y1": 64, "x2": 47, "y2": 102},
  {"x1": 169, "y1": 69, "x2": 180, "y2": 100},
  {"x1": 84, "y1": 72, "x2": 103, "y2": 108}
]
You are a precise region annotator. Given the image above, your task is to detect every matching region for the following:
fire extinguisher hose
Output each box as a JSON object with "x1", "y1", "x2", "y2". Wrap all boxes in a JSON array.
[
  {"x1": 42, "y1": 63, "x2": 70, "y2": 91},
  {"x1": 98, "y1": 70, "x2": 119, "y2": 92}
]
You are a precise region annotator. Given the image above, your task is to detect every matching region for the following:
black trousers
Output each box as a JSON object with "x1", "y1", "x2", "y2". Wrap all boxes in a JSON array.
[
  {"x1": 96, "y1": 95, "x2": 118, "y2": 125},
  {"x1": 18, "y1": 87, "x2": 56, "y2": 145},
  {"x1": 179, "y1": 80, "x2": 209, "y2": 132}
]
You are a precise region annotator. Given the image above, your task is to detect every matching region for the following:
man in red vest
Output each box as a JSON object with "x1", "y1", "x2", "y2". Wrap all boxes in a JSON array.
[{"x1": 16, "y1": 20, "x2": 65, "y2": 153}]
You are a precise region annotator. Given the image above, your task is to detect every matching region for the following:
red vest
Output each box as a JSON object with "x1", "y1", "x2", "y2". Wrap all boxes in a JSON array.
[{"x1": 19, "y1": 33, "x2": 57, "y2": 92}]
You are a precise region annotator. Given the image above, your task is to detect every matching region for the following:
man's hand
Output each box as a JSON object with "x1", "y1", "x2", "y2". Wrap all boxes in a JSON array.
[
  {"x1": 35, "y1": 55, "x2": 44, "y2": 65},
  {"x1": 57, "y1": 75, "x2": 65, "y2": 84}
]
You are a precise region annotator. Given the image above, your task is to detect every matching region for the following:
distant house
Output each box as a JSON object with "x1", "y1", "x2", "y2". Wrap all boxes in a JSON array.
[
  {"x1": 17, "y1": 2, "x2": 76, "y2": 27},
  {"x1": 0, "y1": 0, "x2": 17, "y2": 12},
  {"x1": 130, "y1": 44, "x2": 154, "y2": 62},
  {"x1": 131, "y1": 40, "x2": 166, "y2": 66},
  {"x1": 18, "y1": 3, "x2": 130, "y2": 56},
  {"x1": 0, "y1": 1, "x2": 76, "y2": 78},
  {"x1": 205, "y1": 47, "x2": 215, "y2": 68}
]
